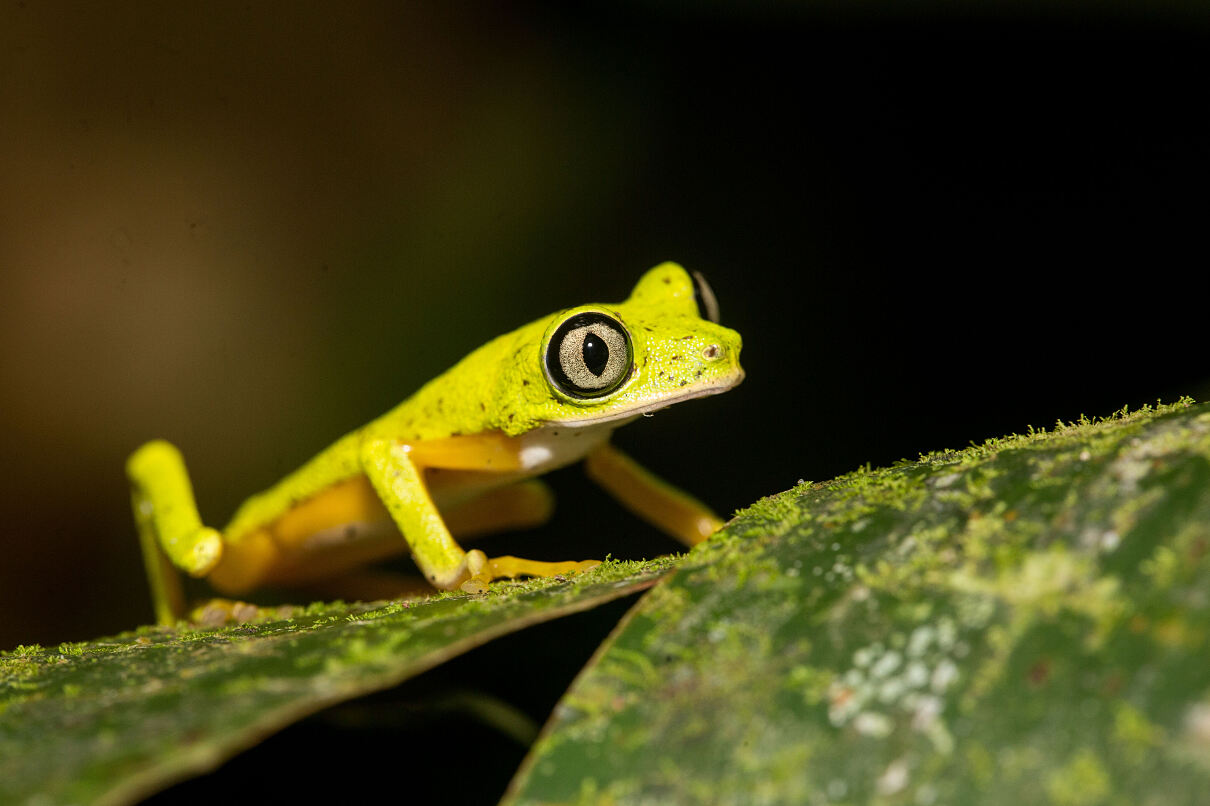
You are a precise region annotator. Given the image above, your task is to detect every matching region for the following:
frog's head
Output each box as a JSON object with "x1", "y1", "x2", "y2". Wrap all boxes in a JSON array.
[{"x1": 509, "y1": 262, "x2": 744, "y2": 429}]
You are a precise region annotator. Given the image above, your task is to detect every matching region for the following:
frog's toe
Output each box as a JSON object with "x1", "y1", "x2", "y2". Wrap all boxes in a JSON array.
[
  {"x1": 190, "y1": 598, "x2": 261, "y2": 627},
  {"x1": 456, "y1": 550, "x2": 493, "y2": 594},
  {"x1": 486, "y1": 555, "x2": 601, "y2": 581},
  {"x1": 455, "y1": 551, "x2": 600, "y2": 593},
  {"x1": 460, "y1": 577, "x2": 491, "y2": 595}
]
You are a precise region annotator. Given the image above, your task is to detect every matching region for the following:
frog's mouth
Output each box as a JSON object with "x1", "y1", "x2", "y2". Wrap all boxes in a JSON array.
[{"x1": 551, "y1": 368, "x2": 745, "y2": 428}]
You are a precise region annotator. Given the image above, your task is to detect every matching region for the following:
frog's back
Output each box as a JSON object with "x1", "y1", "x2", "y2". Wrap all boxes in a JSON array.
[
  {"x1": 217, "y1": 335, "x2": 509, "y2": 542},
  {"x1": 221, "y1": 428, "x2": 367, "y2": 540}
]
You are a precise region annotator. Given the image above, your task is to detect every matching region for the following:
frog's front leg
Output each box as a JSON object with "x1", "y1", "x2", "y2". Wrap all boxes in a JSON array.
[
  {"x1": 359, "y1": 437, "x2": 597, "y2": 592},
  {"x1": 584, "y1": 442, "x2": 724, "y2": 547}
]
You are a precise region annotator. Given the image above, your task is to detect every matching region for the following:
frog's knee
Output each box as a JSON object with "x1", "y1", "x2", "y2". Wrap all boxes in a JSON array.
[
  {"x1": 126, "y1": 439, "x2": 186, "y2": 485},
  {"x1": 181, "y1": 526, "x2": 223, "y2": 576}
]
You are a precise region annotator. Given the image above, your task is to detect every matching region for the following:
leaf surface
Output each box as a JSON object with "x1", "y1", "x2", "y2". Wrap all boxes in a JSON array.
[
  {"x1": 507, "y1": 400, "x2": 1210, "y2": 805},
  {"x1": 0, "y1": 561, "x2": 671, "y2": 806}
]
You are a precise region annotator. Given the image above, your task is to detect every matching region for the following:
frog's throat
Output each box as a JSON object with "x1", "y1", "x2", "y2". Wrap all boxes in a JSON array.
[{"x1": 547, "y1": 370, "x2": 745, "y2": 428}]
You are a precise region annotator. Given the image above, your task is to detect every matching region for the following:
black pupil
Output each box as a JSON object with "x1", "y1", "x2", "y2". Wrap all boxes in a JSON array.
[{"x1": 582, "y1": 331, "x2": 609, "y2": 376}]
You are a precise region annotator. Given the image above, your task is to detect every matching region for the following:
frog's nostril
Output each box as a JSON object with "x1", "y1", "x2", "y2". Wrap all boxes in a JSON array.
[{"x1": 701, "y1": 344, "x2": 722, "y2": 361}]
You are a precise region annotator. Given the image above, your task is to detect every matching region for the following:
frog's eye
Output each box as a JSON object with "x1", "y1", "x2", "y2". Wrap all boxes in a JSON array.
[
  {"x1": 691, "y1": 270, "x2": 720, "y2": 323},
  {"x1": 545, "y1": 312, "x2": 633, "y2": 399}
]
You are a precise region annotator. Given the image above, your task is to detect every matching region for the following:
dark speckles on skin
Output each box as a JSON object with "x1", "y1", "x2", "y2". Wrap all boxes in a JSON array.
[
  {"x1": 695, "y1": 370, "x2": 702, "y2": 378},
  {"x1": 671, "y1": 355, "x2": 682, "y2": 361},
  {"x1": 679, "y1": 380, "x2": 688, "y2": 387},
  {"x1": 479, "y1": 402, "x2": 486, "y2": 411},
  {"x1": 681, "y1": 335, "x2": 694, "y2": 340},
  {"x1": 662, "y1": 277, "x2": 671, "y2": 284},
  {"x1": 522, "y1": 379, "x2": 530, "y2": 386},
  {"x1": 508, "y1": 413, "x2": 515, "y2": 421}
]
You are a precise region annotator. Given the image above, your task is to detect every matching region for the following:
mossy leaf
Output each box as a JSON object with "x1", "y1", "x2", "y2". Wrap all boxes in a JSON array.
[
  {"x1": 0, "y1": 559, "x2": 672, "y2": 806},
  {"x1": 505, "y1": 399, "x2": 1210, "y2": 805}
]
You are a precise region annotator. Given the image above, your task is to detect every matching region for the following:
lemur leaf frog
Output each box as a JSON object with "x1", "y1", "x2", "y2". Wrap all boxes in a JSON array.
[{"x1": 127, "y1": 262, "x2": 744, "y2": 624}]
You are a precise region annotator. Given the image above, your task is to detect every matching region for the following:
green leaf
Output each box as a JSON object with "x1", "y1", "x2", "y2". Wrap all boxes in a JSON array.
[
  {"x1": 505, "y1": 399, "x2": 1210, "y2": 805},
  {"x1": 0, "y1": 560, "x2": 672, "y2": 806},
  {"x1": 9, "y1": 399, "x2": 1210, "y2": 805}
]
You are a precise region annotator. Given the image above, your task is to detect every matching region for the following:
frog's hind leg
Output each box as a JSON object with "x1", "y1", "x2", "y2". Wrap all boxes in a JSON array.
[
  {"x1": 442, "y1": 479, "x2": 556, "y2": 540},
  {"x1": 126, "y1": 440, "x2": 224, "y2": 625},
  {"x1": 274, "y1": 482, "x2": 560, "y2": 603}
]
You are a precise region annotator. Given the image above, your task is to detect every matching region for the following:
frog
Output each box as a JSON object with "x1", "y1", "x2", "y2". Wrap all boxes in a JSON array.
[{"x1": 126, "y1": 262, "x2": 744, "y2": 625}]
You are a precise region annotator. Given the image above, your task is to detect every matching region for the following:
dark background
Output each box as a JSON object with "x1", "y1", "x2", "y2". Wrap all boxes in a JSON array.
[{"x1": 2, "y1": 2, "x2": 1207, "y2": 799}]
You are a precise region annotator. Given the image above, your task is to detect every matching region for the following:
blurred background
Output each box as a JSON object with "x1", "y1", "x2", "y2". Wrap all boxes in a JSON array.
[{"x1": 2, "y1": 2, "x2": 1207, "y2": 656}]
